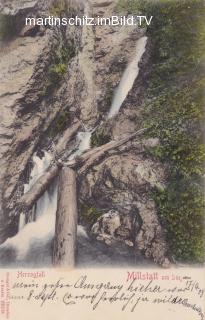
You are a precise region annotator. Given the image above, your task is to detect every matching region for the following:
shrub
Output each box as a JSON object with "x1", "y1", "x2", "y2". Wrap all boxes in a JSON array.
[
  {"x1": 119, "y1": 0, "x2": 205, "y2": 263},
  {"x1": 105, "y1": 87, "x2": 114, "y2": 106},
  {"x1": 48, "y1": 108, "x2": 70, "y2": 137},
  {"x1": 48, "y1": 42, "x2": 76, "y2": 86},
  {"x1": 39, "y1": 41, "x2": 76, "y2": 103},
  {"x1": 91, "y1": 130, "x2": 111, "y2": 147},
  {"x1": 144, "y1": 0, "x2": 205, "y2": 263},
  {"x1": 80, "y1": 204, "x2": 103, "y2": 227},
  {"x1": 48, "y1": 63, "x2": 67, "y2": 84}
]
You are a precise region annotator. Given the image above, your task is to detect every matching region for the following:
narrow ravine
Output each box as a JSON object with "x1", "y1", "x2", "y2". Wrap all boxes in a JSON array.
[
  {"x1": 0, "y1": 28, "x2": 148, "y2": 268},
  {"x1": 0, "y1": 0, "x2": 203, "y2": 271},
  {"x1": 0, "y1": 3, "x2": 150, "y2": 267}
]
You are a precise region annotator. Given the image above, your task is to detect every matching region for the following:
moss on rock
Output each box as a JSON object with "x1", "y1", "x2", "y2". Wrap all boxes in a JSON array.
[
  {"x1": 80, "y1": 204, "x2": 103, "y2": 227},
  {"x1": 118, "y1": 0, "x2": 205, "y2": 263}
]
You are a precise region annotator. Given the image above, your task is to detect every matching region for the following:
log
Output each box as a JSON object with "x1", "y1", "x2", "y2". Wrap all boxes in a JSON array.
[
  {"x1": 18, "y1": 165, "x2": 60, "y2": 211},
  {"x1": 17, "y1": 120, "x2": 81, "y2": 211},
  {"x1": 53, "y1": 167, "x2": 78, "y2": 268},
  {"x1": 65, "y1": 128, "x2": 147, "y2": 174},
  {"x1": 18, "y1": 129, "x2": 146, "y2": 211},
  {"x1": 55, "y1": 120, "x2": 81, "y2": 155}
]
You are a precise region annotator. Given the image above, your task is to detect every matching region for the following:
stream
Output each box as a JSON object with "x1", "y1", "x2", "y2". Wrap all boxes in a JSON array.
[
  {"x1": 0, "y1": 35, "x2": 147, "y2": 268},
  {"x1": 108, "y1": 36, "x2": 147, "y2": 118}
]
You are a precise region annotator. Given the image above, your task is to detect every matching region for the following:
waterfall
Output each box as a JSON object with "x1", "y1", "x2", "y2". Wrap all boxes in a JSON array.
[
  {"x1": 108, "y1": 36, "x2": 147, "y2": 118},
  {"x1": 76, "y1": 131, "x2": 92, "y2": 155},
  {"x1": 0, "y1": 36, "x2": 148, "y2": 268},
  {"x1": 0, "y1": 136, "x2": 92, "y2": 267},
  {"x1": 0, "y1": 151, "x2": 57, "y2": 267},
  {"x1": 77, "y1": 225, "x2": 89, "y2": 239},
  {"x1": 17, "y1": 151, "x2": 53, "y2": 231},
  {"x1": 23, "y1": 151, "x2": 52, "y2": 193},
  {"x1": 69, "y1": 130, "x2": 92, "y2": 160},
  {"x1": 18, "y1": 213, "x2": 26, "y2": 231}
]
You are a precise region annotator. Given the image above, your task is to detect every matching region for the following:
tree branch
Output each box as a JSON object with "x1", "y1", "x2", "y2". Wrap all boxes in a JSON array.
[
  {"x1": 17, "y1": 128, "x2": 146, "y2": 211},
  {"x1": 17, "y1": 120, "x2": 81, "y2": 211}
]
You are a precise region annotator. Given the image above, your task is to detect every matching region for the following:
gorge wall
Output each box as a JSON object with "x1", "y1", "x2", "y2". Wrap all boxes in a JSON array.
[{"x1": 0, "y1": 0, "x2": 175, "y2": 267}]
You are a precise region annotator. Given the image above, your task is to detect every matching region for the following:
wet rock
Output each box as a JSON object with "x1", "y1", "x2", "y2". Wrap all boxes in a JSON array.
[
  {"x1": 89, "y1": 209, "x2": 141, "y2": 263},
  {"x1": 91, "y1": 209, "x2": 137, "y2": 247},
  {"x1": 0, "y1": 0, "x2": 171, "y2": 269},
  {"x1": 0, "y1": 1, "x2": 84, "y2": 243},
  {"x1": 80, "y1": 152, "x2": 170, "y2": 267},
  {"x1": 92, "y1": 210, "x2": 121, "y2": 238}
]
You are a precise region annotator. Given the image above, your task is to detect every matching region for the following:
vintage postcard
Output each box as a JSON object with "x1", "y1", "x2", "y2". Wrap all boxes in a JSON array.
[{"x1": 0, "y1": 0, "x2": 204, "y2": 319}]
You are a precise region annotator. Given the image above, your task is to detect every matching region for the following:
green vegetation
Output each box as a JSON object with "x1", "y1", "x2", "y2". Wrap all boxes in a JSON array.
[
  {"x1": 0, "y1": 14, "x2": 16, "y2": 40},
  {"x1": 49, "y1": 0, "x2": 68, "y2": 16},
  {"x1": 48, "y1": 63, "x2": 67, "y2": 84},
  {"x1": 91, "y1": 129, "x2": 111, "y2": 147},
  {"x1": 48, "y1": 44, "x2": 75, "y2": 85},
  {"x1": 105, "y1": 86, "x2": 114, "y2": 107},
  {"x1": 80, "y1": 204, "x2": 103, "y2": 226},
  {"x1": 48, "y1": 108, "x2": 70, "y2": 137},
  {"x1": 117, "y1": 0, "x2": 141, "y2": 13},
  {"x1": 118, "y1": 0, "x2": 205, "y2": 263},
  {"x1": 39, "y1": 41, "x2": 76, "y2": 96}
]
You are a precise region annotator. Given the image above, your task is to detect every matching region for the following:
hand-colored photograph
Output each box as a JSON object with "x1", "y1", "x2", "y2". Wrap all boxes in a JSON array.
[{"x1": 0, "y1": 0, "x2": 204, "y2": 270}]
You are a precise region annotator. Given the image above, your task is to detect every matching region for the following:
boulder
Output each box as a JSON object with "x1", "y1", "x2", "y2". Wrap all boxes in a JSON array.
[{"x1": 80, "y1": 152, "x2": 170, "y2": 267}]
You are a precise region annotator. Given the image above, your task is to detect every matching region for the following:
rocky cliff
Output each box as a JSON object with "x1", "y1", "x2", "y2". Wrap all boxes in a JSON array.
[{"x1": 0, "y1": 0, "x2": 176, "y2": 267}]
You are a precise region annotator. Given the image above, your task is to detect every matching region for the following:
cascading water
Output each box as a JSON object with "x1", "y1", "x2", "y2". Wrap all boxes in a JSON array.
[
  {"x1": 68, "y1": 129, "x2": 92, "y2": 161},
  {"x1": 18, "y1": 151, "x2": 53, "y2": 230},
  {"x1": 0, "y1": 151, "x2": 57, "y2": 267},
  {"x1": 0, "y1": 136, "x2": 92, "y2": 267},
  {"x1": 0, "y1": 35, "x2": 148, "y2": 268},
  {"x1": 108, "y1": 36, "x2": 147, "y2": 118},
  {"x1": 24, "y1": 151, "x2": 52, "y2": 192},
  {"x1": 75, "y1": 131, "x2": 92, "y2": 155},
  {"x1": 18, "y1": 213, "x2": 26, "y2": 232}
]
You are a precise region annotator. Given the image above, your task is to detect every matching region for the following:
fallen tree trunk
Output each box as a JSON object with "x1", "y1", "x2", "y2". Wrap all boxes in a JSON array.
[
  {"x1": 55, "y1": 120, "x2": 81, "y2": 155},
  {"x1": 18, "y1": 129, "x2": 146, "y2": 211},
  {"x1": 53, "y1": 167, "x2": 78, "y2": 268},
  {"x1": 78, "y1": 129, "x2": 146, "y2": 175},
  {"x1": 64, "y1": 128, "x2": 146, "y2": 169},
  {"x1": 17, "y1": 121, "x2": 81, "y2": 211},
  {"x1": 18, "y1": 165, "x2": 60, "y2": 211}
]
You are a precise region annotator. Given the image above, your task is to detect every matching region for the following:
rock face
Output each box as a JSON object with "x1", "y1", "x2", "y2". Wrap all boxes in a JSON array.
[
  {"x1": 0, "y1": 0, "x2": 84, "y2": 242},
  {"x1": 91, "y1": 209, "x2": 135, "y2": 246},
  {"x1": 80, "y1": 147, "x2": 170, "y2": 267},
  {"x1": 0, "y1": 0, "x2": 39, "y2": 15},
  {"x1": 0, "y1": 0, "x2": 171, "y2": 266}
]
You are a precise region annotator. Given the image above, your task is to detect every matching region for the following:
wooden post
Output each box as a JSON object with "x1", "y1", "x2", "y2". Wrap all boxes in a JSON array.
[{"x1": 53, "y1": 167, "x2": 78, "y2": 268}]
